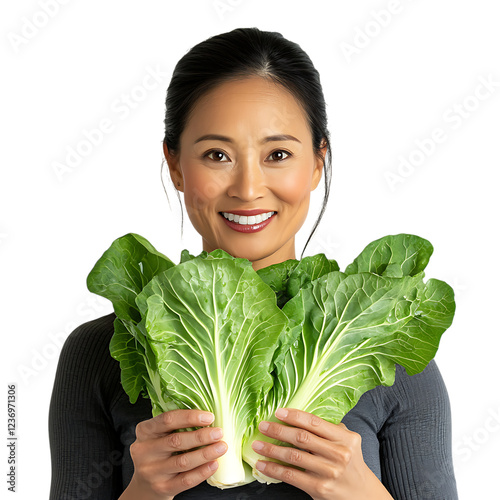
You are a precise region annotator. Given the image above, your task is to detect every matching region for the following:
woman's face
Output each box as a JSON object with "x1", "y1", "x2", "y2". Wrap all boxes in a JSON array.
[{"x1": 164, "y1": 76, "x2": 326, "y2": 271}]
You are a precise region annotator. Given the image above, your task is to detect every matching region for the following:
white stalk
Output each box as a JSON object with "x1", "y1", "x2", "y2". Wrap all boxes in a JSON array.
[{"x1": 207, "y1": 415, "x2": 254, "y2": 489}]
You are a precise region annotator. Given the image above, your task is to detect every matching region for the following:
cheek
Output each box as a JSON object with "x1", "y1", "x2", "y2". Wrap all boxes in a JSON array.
[
  {"x1": 183, "y1": 167, "x2": 227, "y2": 212},
  {"x1": 276, "y1": 168, "x2": 313, "y2": 205}
]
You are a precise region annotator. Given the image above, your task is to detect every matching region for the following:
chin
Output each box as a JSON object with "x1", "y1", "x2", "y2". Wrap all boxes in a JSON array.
[
  {"x1": 239, "y1": 249, "x2": 280, "y2": 267},
  {"x1": 218, "y1": 245, "x2": 264, "y2": 262}
]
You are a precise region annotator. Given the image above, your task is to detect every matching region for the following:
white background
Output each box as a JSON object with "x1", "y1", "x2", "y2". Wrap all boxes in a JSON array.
[{"x1": 2, "y1": 0, "x2": 499, "y2": 498}]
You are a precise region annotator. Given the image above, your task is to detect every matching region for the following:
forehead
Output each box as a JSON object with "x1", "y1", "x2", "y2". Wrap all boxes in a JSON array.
[
  {"x1": 183, "y1": 76, "x2": 310, "y2": 139},
  {"x1": 198, "y1": 76, "x2": 295, "y2": 103}
]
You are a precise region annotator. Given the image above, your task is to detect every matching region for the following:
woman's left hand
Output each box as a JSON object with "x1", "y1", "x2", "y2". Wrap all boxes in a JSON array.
[{"x1": 251, "y1": 408, "x2": 394, "y2": 500}]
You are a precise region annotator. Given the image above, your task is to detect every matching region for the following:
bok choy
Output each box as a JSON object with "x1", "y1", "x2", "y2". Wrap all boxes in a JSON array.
[{"x1": 87, "y1": 233, "x2": 455, "y2": 489}]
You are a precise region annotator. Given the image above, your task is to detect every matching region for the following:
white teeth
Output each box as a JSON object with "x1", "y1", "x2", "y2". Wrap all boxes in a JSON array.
[{"x1": 222, "y1": 211, "x2": 275, "y2": 225}]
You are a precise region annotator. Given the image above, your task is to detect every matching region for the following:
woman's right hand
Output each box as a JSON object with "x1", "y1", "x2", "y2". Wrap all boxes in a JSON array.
[{"x1": 120, "y1": 409, "x2": 227, "y2": 500}]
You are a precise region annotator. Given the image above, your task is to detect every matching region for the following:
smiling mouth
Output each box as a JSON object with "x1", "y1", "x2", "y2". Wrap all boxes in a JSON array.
[{"x1": 219, "y1": 211, "x2": 277, "y2": 225}]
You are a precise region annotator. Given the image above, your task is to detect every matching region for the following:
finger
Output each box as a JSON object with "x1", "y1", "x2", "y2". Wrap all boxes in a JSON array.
[
  {"x1": 258, "y1": 419, "x2": 354, "y2": 462},
  {"x1": 251, "y1": 439, "x2": 341, "y2": 478},
  {"x1": 133, "y1": 425, "x2": 225, "y2": 460},
  {"x1": 253, "y1": 457, "x2": 315, "y2": 493},
  {"x1": 166, "y1": 459, "x2": 220, "y2": 497},
  {"x1": 140, "y1": 439, "x2": 228, "y2": 479},
  {"x1": 257, "y1": 419, "x2": 330, "y2": 456},
  {"x1": 168, "y1": 440, "x2": 228, "y2": 474},
  {"x1": 135, "y1": 409, "x2": 215, "y2": 440},
  {"x1": 160, "y1": 426, "x2": 225, "y2": 455},
  {"x1": 273, "y1": 408, "x2": 351, "y2": 442}
]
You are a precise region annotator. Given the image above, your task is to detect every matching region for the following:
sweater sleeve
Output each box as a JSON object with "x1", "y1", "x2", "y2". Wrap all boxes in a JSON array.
[
  {"x1": 48, "y1": 313, "x2": 124, "y2": 500},
  {"x1": 375, "y1": 360, "x2": 459, "y2": 500}
]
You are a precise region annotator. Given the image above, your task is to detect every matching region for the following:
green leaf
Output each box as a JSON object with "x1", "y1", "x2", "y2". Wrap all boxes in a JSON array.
[
  {"x1": 286, "y1": 253, "x2": 340, "y2": 297},
  {"x1": 256, "y1": 254, "x2": 340, "y2": 308},
  {"x1": 87, "y1": 233, "x2": 175, "y2": 322},
  {"x1": 344, "y1": 233, "x2": 434, "y2": 278},
  {"x1": 88, "y1": 233, "x2": 175, "y2": 404},
  {"x1": 109, "y1": 317, "x2": 149, "y2": 403},
  {"x1": 257, "y1": 259, "x2": 298, "y2": 308},
  {"x1": 282, "y1": 271, "x2": 455, "y2": 421},
  {"x1": 180, "y1": 248, "x2": 209, "y2": 263}
]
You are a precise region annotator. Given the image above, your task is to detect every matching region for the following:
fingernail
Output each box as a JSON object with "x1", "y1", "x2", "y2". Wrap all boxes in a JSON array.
[
  {"x1": 211, "y1": 428, "x2": 223, "y2": 439},
  {"x1": 252, "y1": 440, "x2": 264, "y2": 451},
  {"x1": 200, "y1": 413, "x2": 214, "y2": 424},
  {"x1": 259, "y1": 421, "x2": 270, "y2": 432},
  {"x1": 209, "y1": 461, "x2": 219, "y2": 470},
  {"x1": 256, "y1": 460, "x2": 266, "y2": 471},
  {"x1": 215, "y1": 442, "x2": 227, "y2": 453},
  {"x1": 275, "y1": 408, "x2": 288, "y2": 419}
]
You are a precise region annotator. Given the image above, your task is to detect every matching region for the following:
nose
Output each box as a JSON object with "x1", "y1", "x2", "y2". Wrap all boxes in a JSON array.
[{"x1": 226, "y1": 152, "x2": 267, "y2": 201}]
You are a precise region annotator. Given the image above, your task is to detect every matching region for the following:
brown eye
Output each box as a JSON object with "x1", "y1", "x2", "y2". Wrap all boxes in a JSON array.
[
  {"x1": 267, "y1": 150, "x2": 291, "y2": 162},
  {"x1": 205, "y1": 150, "x2": 229, "y2": 162}
]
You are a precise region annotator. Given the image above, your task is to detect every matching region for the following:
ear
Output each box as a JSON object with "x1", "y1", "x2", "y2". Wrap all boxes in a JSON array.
[
  {"x1": 163, "y1": 142, "x2": 183, "y2": 192},
  {"x1": 311, "y1": 139, "x2": 328, "y2": 191}
]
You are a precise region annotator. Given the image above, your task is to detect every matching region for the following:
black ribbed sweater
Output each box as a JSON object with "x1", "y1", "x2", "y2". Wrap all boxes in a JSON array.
[{"x1": 48, "y1": 312, "x2": 459, "y2": 499}]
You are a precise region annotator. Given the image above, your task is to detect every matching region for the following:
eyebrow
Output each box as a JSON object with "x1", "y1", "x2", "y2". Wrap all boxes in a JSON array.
[{"x1": 194, "y1": 134, "x2": 301, "y2": 145}]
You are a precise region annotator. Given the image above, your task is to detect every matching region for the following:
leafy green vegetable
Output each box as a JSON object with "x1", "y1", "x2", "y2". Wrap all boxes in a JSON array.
[
  {"x1": 344, "y1": 233, "x2": 434, "y2": 277},
  {"x1": 242, "y1": 271, "x2": 454, "y2": 482},
  {"x1": 87, "y1": 233, "x2": 174, "y2": 403},
  {"x1": 87, "y1": 233, "x2": 174, "y2": 323},
  {"x1": 87, "y1": 232, "x2": 455, "y2": 489},
  {"x1": 135, "y1": 249, "x2": 289, "y2": 487},
  {"x1": 256, "y1": 253, "x2": 339, "y2": 308}
]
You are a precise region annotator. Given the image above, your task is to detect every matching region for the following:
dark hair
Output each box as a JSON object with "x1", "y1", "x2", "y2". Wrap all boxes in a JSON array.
[{"x1": 161, "y1": 27, "x2": 332, "y2": 260}]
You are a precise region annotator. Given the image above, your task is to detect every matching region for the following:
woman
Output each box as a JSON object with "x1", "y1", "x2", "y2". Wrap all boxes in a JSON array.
[{"x1": 49, "y1": 27, "x2": 458, "y2": 499}]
